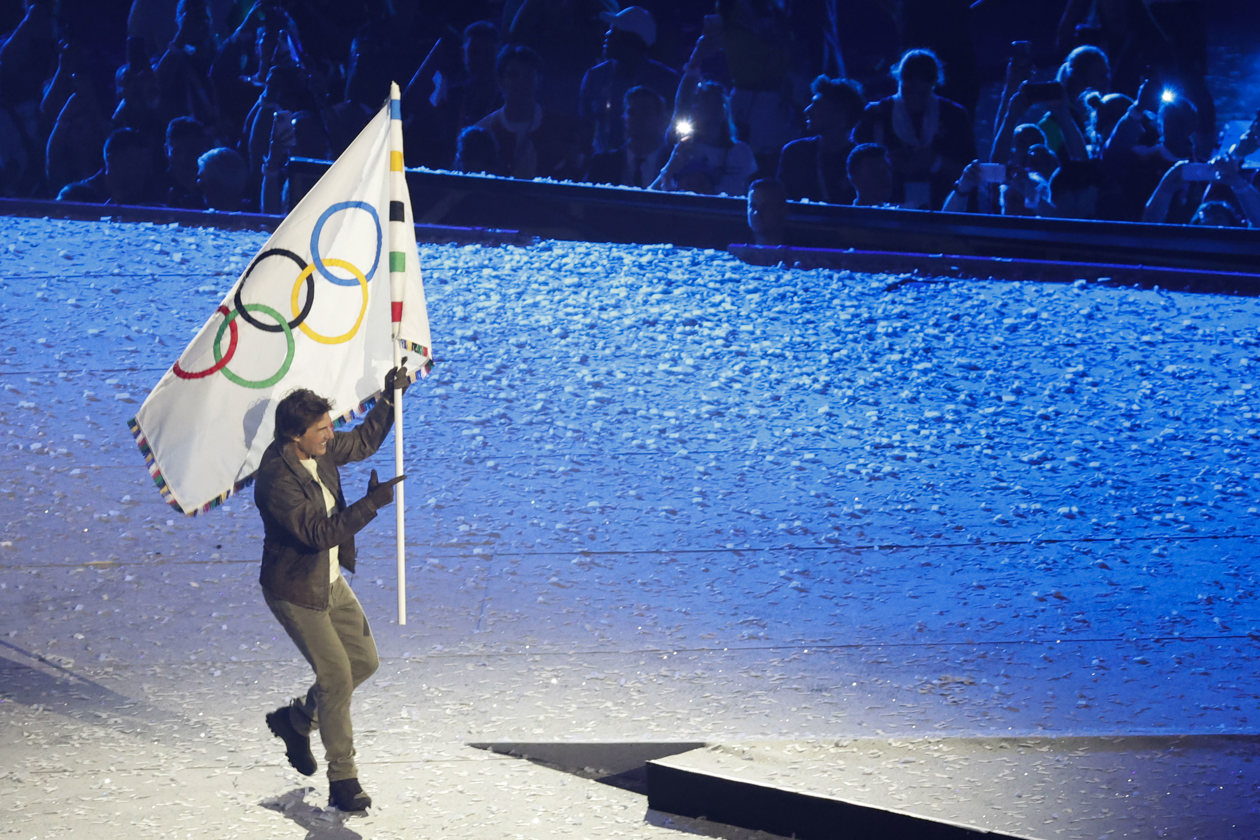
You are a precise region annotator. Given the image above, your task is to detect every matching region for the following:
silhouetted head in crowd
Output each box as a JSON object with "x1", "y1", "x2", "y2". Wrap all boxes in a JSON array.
[
  {"x1": 847, "y1": 142, "x2": 893, "y2": 206},
  {"x1": 495, "y1": 44, "x2": 542, "y2": 117},
  {"x1": 600, "y1": 5, "x2": 656, "y2": 61},
  {"x1": 197, "y1": 146, "x2": 248, "y2": 210},
  {"x1": 623, "y1": 85, "x2": 668, "y2": 152},
  {"x1": 1158, "y1": 93, "x2": 1199, "y2": 159},
  {"x1": 463, "y1": 20, "x2": 500, "y2": 79},
  {"x1": 746, "y1": 177, "x2": 789, "y2": 246},
  {"x1": 165, "y1": 116, "x2": 211, "y2": 198},
  {"x1": 1090, "y1": 92, "x2": 1132, "y2": 148},
  {"x1": 1025, "y1": 144, "x2": 1058, "y2": 180},
  {"x1": 1190, "y1": 200, "x2": 1243, "y2": 228},
  {"x1": 454, "y1": 125, "x2": 498, "y2": 174},
  {"x1": 172, "y1": 0, "x2": 215, "y2": 53},
  {"x1": 805, "y1": 75, "x2": 865, "y2": 141},
  {"x1": 894, "y1": 48, "x2": 944, "y2": 115},
  {"x1": 1057, "y1": 45, "x2": 1110, "y2": 102},
  {"x1": 684, "y1": 80, "x2": 739, "y2": 148},
  {"x1": 103, "y1": 126, "x2": 156, "y2": 204}
]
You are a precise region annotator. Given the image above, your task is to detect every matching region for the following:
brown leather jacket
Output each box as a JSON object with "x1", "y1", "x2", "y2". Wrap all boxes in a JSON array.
[{"x1": 255, "y1": 398, "x2": 394, "y2": 609}]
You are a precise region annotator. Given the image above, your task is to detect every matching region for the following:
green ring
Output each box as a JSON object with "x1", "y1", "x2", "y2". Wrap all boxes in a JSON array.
[{"x1": 214, "y1": 303, "x2": 296, "y2": 389}]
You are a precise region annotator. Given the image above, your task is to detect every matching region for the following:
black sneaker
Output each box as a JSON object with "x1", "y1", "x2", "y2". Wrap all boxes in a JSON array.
[
  {"x1": 265, "y1": 706, "x2": 316, "y2": 776},
  {"x1": 329, "y1": 777, "x2": 372, "y2": 812}
]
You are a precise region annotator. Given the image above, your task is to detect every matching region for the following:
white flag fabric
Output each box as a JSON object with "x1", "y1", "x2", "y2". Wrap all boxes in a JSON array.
[{"x1": 129, "y1": 88, "x2": 432, "y2": 514}]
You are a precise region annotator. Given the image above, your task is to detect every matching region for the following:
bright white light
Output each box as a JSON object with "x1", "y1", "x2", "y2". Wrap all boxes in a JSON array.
[
  {"x1": 674, "y1": 118, "x2": 693, "y2": 138},
  {"x1": 1161, "y1": 88, "x2": 1176, "y2": 104}
]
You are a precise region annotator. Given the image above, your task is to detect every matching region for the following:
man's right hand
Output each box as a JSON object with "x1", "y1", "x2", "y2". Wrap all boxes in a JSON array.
[{"x1": 366, "y1": 469, "x2": 405, "y2": 507}]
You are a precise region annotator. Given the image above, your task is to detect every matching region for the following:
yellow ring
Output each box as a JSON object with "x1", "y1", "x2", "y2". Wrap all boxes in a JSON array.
[{"x1": 291, "y1": 258, "x2": 368, "y2": 345}]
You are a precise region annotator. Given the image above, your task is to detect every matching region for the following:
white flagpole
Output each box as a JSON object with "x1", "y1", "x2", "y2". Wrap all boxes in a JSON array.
[
  {"x1": 392, "y1": 344, "x2": 405, "y2": 625},
  {"x1": 387, "y1": 82, "x2": 408, "y2": 625}
]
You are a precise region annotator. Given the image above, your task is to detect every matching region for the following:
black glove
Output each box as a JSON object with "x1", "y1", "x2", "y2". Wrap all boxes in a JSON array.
[
  {"x1": 383, "y1": 357, "x2": 410, "y2": 403},
  {"x1": 366, "y1": 468, "x2": 405, "y2": 507}
]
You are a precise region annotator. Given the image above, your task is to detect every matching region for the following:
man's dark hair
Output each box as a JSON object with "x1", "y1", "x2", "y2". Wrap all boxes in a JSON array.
[
  {"x1": 274, "y1": 388, "x2": 333, "y2": 443},
  {"x1": 495, "y1": 43, "x2": 541, "y2": 78},
  {"x1": 464, "y1": 19, "x2": 498, "y2": 43},
  {"x1": 103, "y1": 126, "x2": 149, "y2": 162},
  {"x1": 165, "y1": 116, "x2": 207, "y2": 146},
  {"x1": 846, "y1": 142, "x2": 889, "y2": 179},
  {"x1": 810, "y1": 75, "x2": 866, "y2": 119},
  {"x1": 623, "y1": 84, "x2": 666, "y2": 112},
  {"x1": 894, "y1": 48, "x2": 944, "y2": 87}
]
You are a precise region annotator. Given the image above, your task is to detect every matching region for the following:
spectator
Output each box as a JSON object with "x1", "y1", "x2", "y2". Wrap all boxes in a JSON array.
[
  {"x1": 0, "y1": 0, "x2": 59, "y2": 123},
  {"x1": 577, "y1": 5, "x2": 679, "y2": 157},
  {"x1": 853, "y1": 48, "x2": 974, "y2": 210},
  {"x1": 992, "y1": 80, "x2": 1089, "y2": 169},
  {"x1": 1089, "y1": 92, "x2": 1132, "y2": 155},
  {"x1": 262, "y1": 108, "x2": 330, "y2": 213},
  {"x1": 1104, "y1": 79, "x2": 1203, "y2": 220},
  {"x1": 746, "y1": 176, "x2": 789, "y2": 246},
  {"x1": 57, "y1": 125, "x2": 160, "y2": 205},
  {"x1": 112, "y1": 37, "x2": 165, "y2": 150},
  {"x1": 583, "y1": 85, "x2": 669, "y2": 188},
  {"x1": 945, "y1": 158, "x2": 1052, "y2": 217},
  {"x1": 1044, "y1": 44, "x2": 1110, "y2": 160},
  {"x1": 1189, "y1": 199, "x2": 1244, "y2": 227},
  {"x1": 1144, "y1": 157, "x2": 1260, "y2": 227},
  {"x1": 901, "y1": 0, "x2": 980, "y2": 118},
  {"x1": 197, "y1": 145, "x2": 249, "y2": 210},
  {"x1": 243, "y1": 61, "x2": 328, "y2": 197},
  {"x1": 403, "y1": 20, "x2": 501, "y2": 169},
  {"x1": 828, "y1": 0, "x2": 901, "y2": 102},
  {"x1": 474, "y1": 44, "x2": 583, "y2": 181},
  {"x1": 505, "y1": 0, "x2": 614, "y2": 119},
  {"x1": 1058, "y1": 0, "x2": 1214, "y2": 145},
  {"x1": 943, "y1": 159, "x2": 998, "y2": 214},
  {"x1": 153, "y1": 0, "x2": 220, "y2": 131},
  {"x1": 126, "y1": 0, "x2": 178, "y2": 64},
  {"x1": 45, "y1": 69, "x2": 110, "y2": 195},
  {"x1": 992, "y1": 38, "x2": 1034, "y2": 141},
  {"x1": 210, "y1": 2, "x2": 314, "y2": 143},
  {"x1": 343, "y1": 1, "x2": 437, "y2": 110},
  {"x1": 163, "y1": 115, "x2": 212, "y2": 208},
  {"x1": 776, "y1": 75, "x2": 864, "y2": 205},
  {"x1": 685, "y1": 2, "x2": 805, "y2": 178},
  {"x1": 650, "y1": 79, "x2": 757, "y2": 196},
  {"x1": 449, "y1": 21, "x2": 504, "y2": 126},
  {"x1": 452, "y1": 125, "x2": 499, "y2": 174},
  {"x1": 847, "y1": 141, "x2": 893, "y2": 207}
]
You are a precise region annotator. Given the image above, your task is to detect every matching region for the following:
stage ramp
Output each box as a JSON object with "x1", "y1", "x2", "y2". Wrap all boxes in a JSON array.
[{"x1": 476, "y1": 736, "x2": 1260, "y2": 839}]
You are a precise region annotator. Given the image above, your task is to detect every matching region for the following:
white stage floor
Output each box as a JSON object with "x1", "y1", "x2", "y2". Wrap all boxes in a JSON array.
[{"x1": 3, "y1": 216, "x2": 1258, "y2": 838}]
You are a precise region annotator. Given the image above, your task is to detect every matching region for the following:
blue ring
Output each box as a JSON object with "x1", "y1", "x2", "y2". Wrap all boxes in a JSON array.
[{"x1": 310, "y1": 201, "x2": 382, "y2": 287}]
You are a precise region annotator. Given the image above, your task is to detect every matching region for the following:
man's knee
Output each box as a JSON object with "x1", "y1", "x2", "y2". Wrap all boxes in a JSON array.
[{"x1": 354, "y1": 650, "x2": 379, "y2": 685}]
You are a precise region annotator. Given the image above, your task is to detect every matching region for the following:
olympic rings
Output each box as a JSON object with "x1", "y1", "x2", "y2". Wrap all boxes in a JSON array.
[
  {"x1": 171, "y1": 200, "x2": 382, "y2": 389},
  {"x1": 234, "y1": 248, "x2": 313, "y2": 333},
  {"x1": 213, "y1": 303, "x2": 296, "y2": 389},
  {"x1": 311, "y1": 201, "x2": 381, "y2": 287},
  {"x1": 173, "y1": 305, "x2": 238, "y2": 379},
  {"x1": 291, "y1": 258, "x2": 368, "y2": 345}
]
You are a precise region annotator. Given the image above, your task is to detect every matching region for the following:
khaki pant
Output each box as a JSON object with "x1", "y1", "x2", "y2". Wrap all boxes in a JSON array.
[{"x1": 265, "y1": 576, "x2": 379, "y2": 782}]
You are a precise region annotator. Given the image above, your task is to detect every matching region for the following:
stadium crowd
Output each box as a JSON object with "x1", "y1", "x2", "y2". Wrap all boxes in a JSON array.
[{"x1": 0, "y1": 0, "x2": 1256, "y2": 226}]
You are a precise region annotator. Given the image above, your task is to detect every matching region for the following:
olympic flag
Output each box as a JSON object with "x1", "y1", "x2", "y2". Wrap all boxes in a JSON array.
[{"x1": 128, "y1": 84, "x2": 431, "y2": 526}]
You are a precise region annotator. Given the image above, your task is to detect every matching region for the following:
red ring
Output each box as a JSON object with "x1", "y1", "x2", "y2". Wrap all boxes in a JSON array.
[{"x1": 172, "y1": 305, "x2": 239, "y2": 379}]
